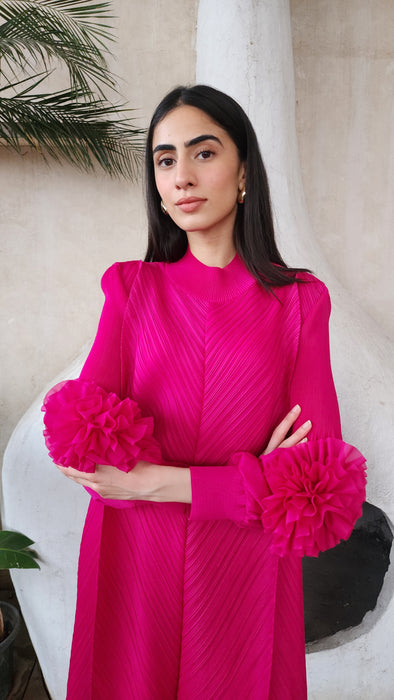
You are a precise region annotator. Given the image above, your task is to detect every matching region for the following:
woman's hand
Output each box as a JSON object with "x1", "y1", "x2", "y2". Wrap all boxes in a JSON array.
[
  {"x1": 56, "y1": 461, "x2": 192, "y2": 504},
  {"x1": 262, "y1": 404, "x2": 312, "y2": 455},
  {"x1": 56, "y1": 461, "x2": 157, "y2": 501}
]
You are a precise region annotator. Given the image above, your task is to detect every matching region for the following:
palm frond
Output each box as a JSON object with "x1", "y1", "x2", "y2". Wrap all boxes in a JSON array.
[
  {"x1": 0, "y1": 86, "x2": 146, "y2": 179},
  {"x1": 0, "y1": 0, "x2": 116, "y2": 96},
  {"x1": 0, "y1": 1, "x2": 145, "y2": 179}
]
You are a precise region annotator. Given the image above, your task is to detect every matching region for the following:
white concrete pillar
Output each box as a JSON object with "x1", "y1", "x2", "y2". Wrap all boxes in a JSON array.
[{"x1": 196, "y1": 1, "x2": 394, "y2": 696}]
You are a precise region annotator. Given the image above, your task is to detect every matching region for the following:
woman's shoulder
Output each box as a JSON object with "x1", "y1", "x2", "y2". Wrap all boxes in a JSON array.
[
  {"x1": 100, "y1": 259, "x2": 167, "y2": 298},
  {"x1": 274, "y1": 269, "x2": 328, "y2": 299},
  {"x1": 294, "y1": 269, "x2": 326, "y2": 287},
  {"x1": 269, "y1": 267, "x2": 330, "y2": 325},
  {"x1": 100, "y1": 260, "x2": 139, "y2": 296},
  {"x1": 293, "y1": 270, "x2": 331, "y2": 322}
]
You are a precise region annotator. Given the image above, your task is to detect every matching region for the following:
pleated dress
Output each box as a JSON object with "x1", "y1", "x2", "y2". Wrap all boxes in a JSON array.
[{"x1": 61, "y1": 248, "x2": 365, "y2": 699}]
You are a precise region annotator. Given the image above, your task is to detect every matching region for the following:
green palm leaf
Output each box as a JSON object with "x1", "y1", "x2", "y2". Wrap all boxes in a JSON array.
[
  {"x1": 0, "y1": 84, "x2": 145, "y2": 178},
  {"x1": 0, "y1": 0, "x2": 115, "y2": 95},
  {"x1": 0, "y1": 1, "x2": 146, "y2": 178}
]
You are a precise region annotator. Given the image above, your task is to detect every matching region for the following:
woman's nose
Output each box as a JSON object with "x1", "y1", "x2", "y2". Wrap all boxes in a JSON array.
[{"x1": 175, "y1": 157, "x2": 196, "y2": 189}]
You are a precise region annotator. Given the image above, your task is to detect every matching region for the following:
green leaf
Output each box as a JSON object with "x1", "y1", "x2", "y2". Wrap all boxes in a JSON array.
[
  {"x1": 0, "y1": 531, "x2": 40, "y2": 570},
  {"x1": 0, "y1": 0, "x2": 116, "y2": 96},
  {"x1": 0, "y1": 530, "x2": 34, "y2": 550},
  {"x1": 0, "y1": 87, "x2": 146, "y2": 178},
  {"x1": 0, "y1": 550, "x2": 40, "y2": 569},
  {"x1": 0, "y1": 1, "x2": 145, "y2": 179}
]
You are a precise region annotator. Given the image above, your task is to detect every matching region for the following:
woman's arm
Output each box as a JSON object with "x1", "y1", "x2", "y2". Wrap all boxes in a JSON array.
[
  {"x1": 53, "y1": 285, "x2": 329, "y2": 509},
  {"x1": 55, "y1": 404, "x2": 310, "y2": 503},
  {"x1": 43, "y1": 261, "x2": 163, "y2": 492},
  {"x1": 79, "y1": 262, "x2": 139, "y2": 393},
  {"x1": 56, "y1": 460, "x2": 192, "y2": 502},
  {"x1": 51, "y1": 277, "x2": 365, "y2": 553},
  {"x1": 186, "y1": 285, "x2": 366, "y2": 556},
  {"x1": 288, "y1": 287, "x2": 342, "y2": 441},
  {"x1": 188, "y1": 288, "x2": 343, "y2": 518}
]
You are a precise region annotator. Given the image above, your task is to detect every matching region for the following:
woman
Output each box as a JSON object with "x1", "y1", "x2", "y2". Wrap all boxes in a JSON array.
[{"x1": 43, "y1": 85, "x2": 366, "y2": 699}]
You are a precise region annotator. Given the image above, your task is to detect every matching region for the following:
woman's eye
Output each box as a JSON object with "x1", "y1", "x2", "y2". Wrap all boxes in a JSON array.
[
  {"x1": 157, "y1": 157, "x2": 175, "y2": 168},
  {"x1": 197, "y1": 149, "x2": 214, "y2": 160}
]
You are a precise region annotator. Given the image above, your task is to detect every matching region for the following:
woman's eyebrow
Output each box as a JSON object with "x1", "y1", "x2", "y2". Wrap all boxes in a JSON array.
[
  {"x1": 185, "y1": 134, "x2": 223, "y2": 148},
  {"x1": 153, "y1": 134, "x2": 223, "y2": 155}
]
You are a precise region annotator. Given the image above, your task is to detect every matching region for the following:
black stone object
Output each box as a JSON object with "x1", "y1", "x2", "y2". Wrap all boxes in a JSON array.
[{"x1": 303, "y1": 501, "x2": 392, "y2": 643}]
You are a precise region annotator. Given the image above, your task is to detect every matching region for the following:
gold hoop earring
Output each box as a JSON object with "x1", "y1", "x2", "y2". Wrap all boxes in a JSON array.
[
  {"x1": 160, "y1": 200, "x2": 168, "y2": 215},
  {"x1": 238, "y1": 189, "x2": 246, "y2": 204}
]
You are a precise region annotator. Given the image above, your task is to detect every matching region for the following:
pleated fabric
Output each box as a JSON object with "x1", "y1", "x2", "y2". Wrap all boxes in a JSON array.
[{"x1": 66, "y1": 248, "x2": 341, "y2": 699}]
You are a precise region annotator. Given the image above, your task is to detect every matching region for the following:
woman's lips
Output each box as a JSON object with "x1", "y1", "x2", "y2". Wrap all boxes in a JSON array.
[{"x1": 175, "y1": 197, "x2": 206, "y2": 213}]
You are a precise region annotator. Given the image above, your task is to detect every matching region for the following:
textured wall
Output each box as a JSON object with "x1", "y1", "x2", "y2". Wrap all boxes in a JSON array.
[
  {"x1": 0, "y1": 0, "x2": 198, "y2": 469},
  {"x1": 291, "y1": 0, "x2": 394, "y2": 340}
]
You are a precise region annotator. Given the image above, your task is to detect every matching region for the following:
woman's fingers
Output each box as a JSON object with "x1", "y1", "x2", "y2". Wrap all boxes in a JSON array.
[
  {"x1": 262, "y1": 405, "x2": 312, "y2": 455},
  {"x1": 55, "y1": 462, "x2": 151, "y2": 500},
  {"x1": 56, "y1": 464, "x2": 97, "y2": 486},
  {"x1": 278, "y1": 420, "x2": 312, "y2": 449},
  {"x1": 262, "y1": 404, "x2": 301, "y2": 454}
]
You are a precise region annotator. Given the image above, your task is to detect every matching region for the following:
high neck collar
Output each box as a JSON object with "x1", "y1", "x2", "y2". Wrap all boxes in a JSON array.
[{"x1": 165, "y1": 247, "x2": 256, "y2": 302}]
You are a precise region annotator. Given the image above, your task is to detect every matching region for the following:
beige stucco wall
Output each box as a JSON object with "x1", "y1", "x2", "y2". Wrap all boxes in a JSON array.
[
  {"x1": 0, "y1": 0, "x2": 198, "y2": 467},
  {"x1": 291, "y1": 0, "x2": 394, "y2": 340}
]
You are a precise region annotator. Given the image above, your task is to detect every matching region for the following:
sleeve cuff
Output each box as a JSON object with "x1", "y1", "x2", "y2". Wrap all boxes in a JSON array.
[{"x1": 189, "y1": 466, "x2": 245, "y2": 521}]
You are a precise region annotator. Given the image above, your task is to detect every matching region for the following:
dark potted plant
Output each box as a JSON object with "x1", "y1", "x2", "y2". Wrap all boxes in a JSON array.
[{"x1": 0, "y1": 530, "x2": 39, "y2": 700}]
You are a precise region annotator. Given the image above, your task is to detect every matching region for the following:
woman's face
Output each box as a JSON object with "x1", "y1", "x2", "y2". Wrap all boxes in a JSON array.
[{"x1": 152, "y1": 105, "x2": 245, "y2": 245}]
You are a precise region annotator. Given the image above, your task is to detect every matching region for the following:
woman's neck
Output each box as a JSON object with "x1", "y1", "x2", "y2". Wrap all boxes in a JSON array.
[{"x1": 186, "y1": 233, "x2": 236, "y2": 269}]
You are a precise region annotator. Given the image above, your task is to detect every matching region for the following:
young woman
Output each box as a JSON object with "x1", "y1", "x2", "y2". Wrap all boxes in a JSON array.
[{"x1": 43, "y1": 85, "x2": 366, "y2": 699}]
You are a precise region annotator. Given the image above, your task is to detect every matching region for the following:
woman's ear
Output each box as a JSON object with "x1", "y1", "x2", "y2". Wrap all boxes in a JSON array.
[{"x1": 238, "y1": 163, "x2": 246, "y2": 190}]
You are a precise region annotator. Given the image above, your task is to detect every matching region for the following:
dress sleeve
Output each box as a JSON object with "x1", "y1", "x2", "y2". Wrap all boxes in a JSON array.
[
  {"x1": 42, "y1": 261, "x2": 163, "y2": 508},
  {"x1": 79, "y1": 261, "x2": 140, "y2": 394},
  {"x1": 42, "y1": 260, "x2": 163, "y2": 506},
  {"x1": 189, "y1": 283, "x2": 366, "y2": 557},
  {"x1": 288, "y1": 286, "x2": 342, "y2": 441}
]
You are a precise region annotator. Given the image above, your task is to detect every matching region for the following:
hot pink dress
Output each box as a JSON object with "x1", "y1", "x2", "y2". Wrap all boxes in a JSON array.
[{"x1": 57, "y1": 249, "x2": 365, "y2": 699}]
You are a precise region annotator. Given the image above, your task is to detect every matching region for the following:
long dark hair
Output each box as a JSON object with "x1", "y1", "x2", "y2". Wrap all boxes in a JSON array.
[{"x1": 144, "y1": 84, "x2": 308, "y2": 288}]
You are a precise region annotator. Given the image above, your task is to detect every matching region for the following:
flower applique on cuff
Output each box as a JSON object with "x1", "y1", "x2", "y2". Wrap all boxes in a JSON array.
[
  {"x1": 235, "y1": 438, "x2": 366, "y2": 557},
  {"x1": 42, "y1": 378, "x2": 161, "y2": 473}
]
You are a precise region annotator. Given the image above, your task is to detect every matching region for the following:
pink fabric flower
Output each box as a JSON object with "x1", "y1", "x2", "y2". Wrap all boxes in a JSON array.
[
  {"x1": 42, "y1": 379, "x2": 162, "y2": 473},
  {"x1": 236, "y1": 438, "x2": 366, "y2": 557}
]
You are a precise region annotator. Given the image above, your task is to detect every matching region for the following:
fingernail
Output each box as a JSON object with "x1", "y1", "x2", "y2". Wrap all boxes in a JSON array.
[
  {"x1": 291, "y1": 404, "x2": 301, "y2": 412},
  {"x1": 302, "y1": 420, "x2": 312, "y2": 428}
]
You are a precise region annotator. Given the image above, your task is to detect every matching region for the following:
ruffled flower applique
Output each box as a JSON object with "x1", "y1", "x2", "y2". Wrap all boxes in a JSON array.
[
  {"x1": 42, "y1": 379, "x2": 161, "y2": 473},
  {"x1": 234, "y1": 438, "x2": 366, "y2": 557}
]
